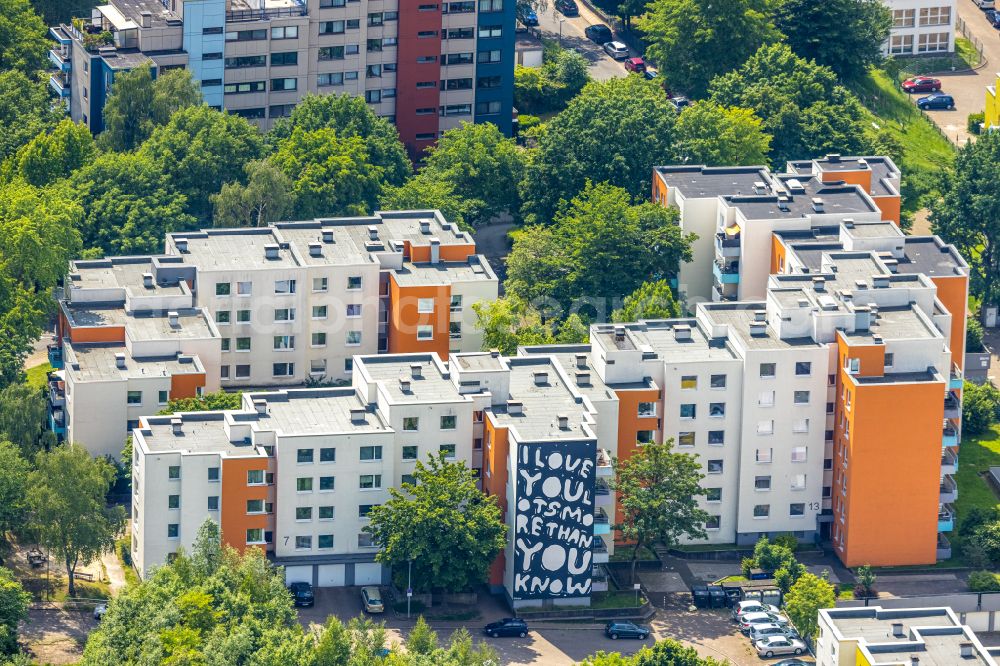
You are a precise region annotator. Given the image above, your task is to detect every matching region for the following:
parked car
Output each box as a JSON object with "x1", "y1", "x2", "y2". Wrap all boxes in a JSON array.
[
  {"x1": 975, "y1": 0, "x2": 996, "y2": 9},
  {"x1": 555, "y1": 0, "x2": 579, "y2": 16},
  {"x1": 901, "y1": 76, "x2": 941, "y2": 93},
  {"x1": 668, "y1": 95, "x2": 691, "y2": 111},
  {"x1": 94, "y1": 603, "x2": 107, "y2": 621},
  {"x1": 603, "y1": 41, "x2": 629, "y2": 60},
  {"x1": 517, "y1": 6, "x2": 538, "y2": 25},
  {"x1": 917, "y1": 93, "x2": 955, "y2": 110},
  {"x1": 739, "y1": 611, "x2": 789, "y2": 634},
  {"x1": 755, "y1": 635, "x2": 807, "y2": 658},
  {"x1": 749, "y1": 623, "x2": 800, "y2": 644},
  {"x1": 361, "y1": 586, "x2": 384, "y2": 613},
  {"x1": 987, "y1": 9, "x2": 1000, "y2": 26},
  {"x1": 772, "y1": 660, "x2": 810, "y2": 666},
  {"x1": 584, "y1": 24, "x2": 613, "y2": 43},
  {"x1": 604, "y1": 621, "x2": 651, "y2": 640},
  {"x1": 643, "y1": 68, "x2": 659, "y2": 81},
  {"x1": 483, "y1": 617, "x2": 528, "y2": 638},
  {"x1": 624, "y1": 57, "x2": 646, "y2": 73},
  {"x1": 731, "y1": 600, "x2": 780, "y2": 621},
  {"x1": 288, "y1": 581, "x2": 315, "y2": 607}
]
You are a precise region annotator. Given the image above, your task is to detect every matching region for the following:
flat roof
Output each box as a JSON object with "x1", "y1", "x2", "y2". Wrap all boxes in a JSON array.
[
  {"x1": 391, "y1": 258, "x2": 496, "y2": 286},
  {"x1": 125, "y1": 309, "x2": 215, "y2": 341},
  {"x1": 358, "y1": 355, "x2": 463, "y2": 403},
  {"x1": 594, "y1": 320, "x2": 737, "y2": 363},
  {"x1": 65, "y1": 343, "x2": 204, "y2": 382},
  {"x1": 725, "y1": 177, "x2": 877, "y2": 220},
  {"x1": 140, "y1": 413, "x2": 260, "y2": 455},
  {"x1": 62, "y1": 304, "x2": 129, "y2": 328},
  {"x1": 453, "y1": 352, "x2": 506, "y2": 372},
  {"x1": 702, "y1": 303, "x2": 821, "y2": 350},
  {"x1": 898, "y1": 237, "x2": 968, "y2": 278},
  {"x1": 172, "y1": 229, "x2": 298, "y2": 270},
  {"x1": 488, "y1": 357, "x2": 592, "y2": 441},
  {"x1": 653, "y1": 165, "x2": 771, "y2": 199},
  {"x1": 517, "y1": 345, "x2": 615, "y2": 400},
  {"x1": 271, "y1": 225, "x2": 370, "y2": 267},
  {"x1": 843, "y1": 305, "x2": 939, "y2": 342},
  {"x1": 247, "y1": 389, "x2": 390, "y2": 435},
  {"x1": 69, "y1": 257, "x2": 185, "y2": 294}
]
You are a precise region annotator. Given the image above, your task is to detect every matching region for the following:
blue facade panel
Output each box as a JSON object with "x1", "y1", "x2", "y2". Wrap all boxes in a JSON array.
[
  {"x1": 183, "y1": 0, "x2": 226, "y2": 108},
  {"x1": 474, "y1": 1, "x2": 515, "y2": 136}
]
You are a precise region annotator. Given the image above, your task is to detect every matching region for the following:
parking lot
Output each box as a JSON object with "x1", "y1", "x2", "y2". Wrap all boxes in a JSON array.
[{"x1": 530, "y1": 0, "x2": 629, "y2": 81}]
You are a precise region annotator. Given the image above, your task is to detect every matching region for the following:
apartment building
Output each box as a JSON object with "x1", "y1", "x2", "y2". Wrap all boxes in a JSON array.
[
  {"x1": 882, "y1": 0, "x2": 955, "y2": 56},
  {"x1": 50, "y1": 210, "x2": 497, "y2": 459},
  {"x1": 47, "y1": 0, "x2": 514, "y2": 156},
  {"x1": 817, "y1": 606, "x2": 996, "y2": 666}
]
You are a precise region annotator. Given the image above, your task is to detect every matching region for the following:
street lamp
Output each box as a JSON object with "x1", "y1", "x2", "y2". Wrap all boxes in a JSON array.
[
  {"x1": 558, "y1": 18, "x2": 566, "y2": 45},
  {"x1": 406, "y1": 558, "x2": 414, "y2": 619}
]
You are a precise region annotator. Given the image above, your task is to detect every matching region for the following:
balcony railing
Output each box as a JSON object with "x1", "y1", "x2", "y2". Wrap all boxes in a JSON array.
[
  {"x1": 226, "y1": 2, "x2": 306, "y2": 21},
  {"x1": 594, "y1": 508, "x2": 611, "y2": 535},
  {"x1": 596, "y1": 449, "x2": 612, "y2": 477},
  {"x1": 938, "y1": 504, "x2": 955, "y2": 532},
  {"x1": 943, "y1": 419, "x2": 959, "y2": 447},
  {"x1": 944, "y1": 392, "x2": 961, "y2": 419},
  {"x1": 48, "y1": 48, "x2": 70, "y2": 72},
  {"x1": 48, "y1": 380, "x2": 65, "y2": 408},
  {"x1": 48, "y1": 344, "x2": 64, "y2": 369},
  {"x1": 941, "y1": 448, "x2": 958, "y2": 475},
  {"x1": 713, "y1": 260, "x2": 740, "y2": 285},
  {"x1": 715, "y1": 232, "x2": 741, "y2": 258},
  {"x1": 936, "y1": 533, "x2": 951, "y2": 560},
  {"x1": 48, "y1": 73, "x2": 70, "y2": 98},
  {"x1": 940, "y1": 476, "x2": 958, "y2": 504},
  {"x1": 950, "y1": 363, "x2": 964, "y2": 390}
]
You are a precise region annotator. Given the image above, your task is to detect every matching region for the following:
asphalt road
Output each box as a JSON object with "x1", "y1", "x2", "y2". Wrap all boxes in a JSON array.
[{"x1": 531, "y1": 1, "x2": 629, "y2": 81}]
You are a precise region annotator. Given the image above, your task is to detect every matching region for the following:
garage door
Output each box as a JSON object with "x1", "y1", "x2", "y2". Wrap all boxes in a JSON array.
[
  {"x1": 354, "y1": 563, "x2": 382, "y2": 585},
  {"x1": 317, "y1": 564, "x2": 345, "y2": 587},
  {"x1": 284, "y1": 565, "x2": 312, "y2": 585}
]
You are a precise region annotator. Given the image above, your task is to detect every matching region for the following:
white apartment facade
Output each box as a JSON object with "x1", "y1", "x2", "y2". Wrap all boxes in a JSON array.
[{"x1": 883, "y1": 0, "x2": 956, "y2": 56}]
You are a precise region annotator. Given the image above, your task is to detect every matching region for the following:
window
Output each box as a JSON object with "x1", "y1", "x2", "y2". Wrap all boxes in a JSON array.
[
  {"x1": 347, "y1": 276, "x2": 362, "y2": 290},
  {"x1": 892, "y1": 8, "x2": 915, "y2": 27},
  {"x1": 168, "y1": 494, "x2": 180, "y2": 509},
  {"x1": 477, "y1": 49, "x2": 501, "y2": 64},
  {"x1": 706, "y1": 488, "x2": 722, "y2": 502},
  {"x1": 274, "y1": 279, "x2": 296, "y2": 294},
  {"x1": 794, "y1": 390, "x2": 810, "y2": 405},
  {"x1": 295, "y1": 536, "x2": 312, "y2": 550},
  {"x1": 246, "y1": 528, "x2": 264, "y2": 544},
  {"x1": 226, "y1": 29, "x2": 267, "y2": 41},
  {"x1": 680, "y1": 404, "x2": 696, "y2": 419},
  {"x1": 479, "y1": 0, "x2": 502, "y2": 10},
  {"x1": 402, "y1": 474, "x2": 416, "y2": 485},
  {"x1": 444, "y1": 53, "x2": 474, "y2": 65},
  {"x1": 203, "y1": 26, "x2": 223, "y2": 34},
  {"x1": 296, "y1": 477, "x2": 313, "y2": 492},
  {"x1": 346, "y1": 330, "x2": 362, "y2": 346},
  {"x1": 439, "y1": 444, "x2": 456, "y2": 458},
  {"x1": 221, "y1": 364, "x2": 230, "y2": 378},
  {"x1": 318, "y1": 447, "x2": 335, "y2": 463},
  {"x1": 271, "y1": 51, "x2": 298, "y2": 66},
  {"x1": 709, "y1": 403, "x2": 725, "y2": 418},
  {"x1": 417, "y1": 325, "x2": 434, "y2": 340},
  {"x1": 313, "y1": 277, "x2": 328, "y2": 292},
  {"x1": 708, "y1": 430, "x2": 725, "y2": 445},
  {"x1": 790, "y1": 503, "x2": 805, "y2": 517},
  {"x1": 753, "y1": 504, "x2": 770, "y2": 519},
  {"x1": 478, "y1": 75, "x2": 501, "y2": 88},
  {"x1": 402, "y1": 445, "x2": 418, "y2": 460},
  {"x1": 224, "y1": 81, "x2": 266, "y2": 94},
  {"x1": 203, "y1": 52, "x2": 222, "y2": 61},
  {"x1": 759, "y1": 363, "x2": 776, "y2": 378},
  {"x1": 884, "y1": 352, "x2": 894, "y2": 368},
  {"x1": 360, "y1": 446, "x2": 383, "y2": 461},
  {"x1": 368, "y1": 12, "x2": 384, "y2": 25},
  {"x1": 707, "y1": 460, "x2": 723, "y2": 474},
  {"x1": 449, "y1": 322, "x2": 462, "y2": 339},
  {"x1": 757, "y1": 420, "x2": 774, "y2": 435},
  {"x1": 365, "y1": 90, "x2": 382, "y2": 104},
  {"x1": 790, "y1": 474, "x2": 807, "y2": 490},
  {"x1": 476, "y1": 100, "x2": 503, "y2": 115},
  {"x1": 319, "y1": 46, "x2": 345, "y2": 61},
  {"x1": 296, "y1": 506, "x2": 312, "y2": 521},
  {"x1": 403, "y1": 417, "x2": 419, "y2": 431},
  {"x1": 319, "y1": 476, "x2": 335, "y2": 491},
  {"x1": 320, "y1": 20, "x2": 347, "y2": 34},
  {"x1": 312, "y1": 305, "x2": 328, "y2": 320},
  {"x1": 236, "y1": 337, "x2": 251, "y2": 351},
  {"x1": 311, "y1": 332, "x2": 327, "y2": 347},
  {"x1": 417, "y1": 81, "x2": 436, "y2": 89},
  {"x1": 637, "y1": 430, "x2": 655, "y2": 444},
  {"x1": 418, "y1": 56, "x2": 437, "y2": 64},
  {"x1": 274, "y1": 308, "x2": 295, "y2": 322},
  {"x1": 791, "y1": 446, "x2": 808, "y2": 463},
  {"x1": 919, "y1": 6, "x2": 950, "y2": 26},
  {"x1": 450, "y1": 295, "x2": 463, "y2": 312},
  {"x1": 216, "y1": 310, "x2": 231, "y2": 324},
  {"x1": 271, "y1": 77, "x2": 297, "y2": 92},
  {"x1": 446, "y1": 0, "x2": 474, "y2": 10},
  {"x1": 418, "y1": 30, "x2": 438, "y2": 38},
  {"x1": 795, "y1": 361, "x2": 812, "y2": 376},
  {"x1": 358, "y1": 533, "x2": 376, "y2": 547},
  {"x1": 478, "y1": 25, "x2": 502, "y2": 38},
  {"x1": 710, "y1": 374, "x2": 727, "y2": 389},
  {"x1": 216, "y1": 282, "x2": 231, "y2": 296},
  {"x1": 208, "y1": 496, "x2": 219, "y2": 511},
  {"x1": 755, "y1": 476, "x2": 771, "y2": 491},
  {"x1": 446, "y1": 27, "x2": 474, "y2": 39},
  {"x1": 678, "y1": 432, "x2": 695, "y2": 447},
  {"x1": 271, "y1": 25, "x2": 298, "y2": 39},
  {"x1": 297, "y1": 448, "x2": 314, "y2": 464},
  {"x1": 273, "y1": 362, "x2": 294, "y2": 377},
  {"x1": 232, "y1": 107, "x2": 266, "y2": 119},
  {"x1": 247, "y1": 499, "x2": 264, "y2": 513},
  {"x1": 705, "y1": 515, "x2": 721, "y2": 530},
  {"x1": 681, "y1": 376, "x2": 697, "y2": 390},
  {"x1": 917, "y1": 32, "x2": 949, "y2": 53},
  {"x1": 168, "y1": 524, "x2": 179, "y2": 538},
  {"x1": 235, "y1": 364, "x2": 250, "y2": 380},
  {"x1": 319, "y1": 506, "x2": 334, "y2": 520},
  {"x1": 208, "y1": 467, "x2": 220, "y2": 482},
  {"x1": 360, "y1": 474, "x2": 382, "y2": 489},
  {"x1": 168, "y1": 465, "x2": 181, "y2": 480},
  {"x1": 237, "y1": 310, "x2": 251, "y2": 323},
  {"x1": 793, "y1": 418, "x2": 810, "y2": 433},
  {"x1": 417, "y1": 107, "x2": 436, "y2": 116},
  {"x1": 127, "y1": 391, "x2": 142, "y2": 405},
  {"x1": 440, "y1": 415, "x2": 457, "y2": 430},
  {"x1": 756, "y1": 448, "x2": 772, "y2": 463},
  {"x1": 225, "y1": 55, "x2": 266, "y2": 68},
  {"x1": 317, "y1": 534, "x2": 334, "y2": 549}
]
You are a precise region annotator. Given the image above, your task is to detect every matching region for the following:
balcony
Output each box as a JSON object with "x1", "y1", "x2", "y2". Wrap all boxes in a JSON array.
[
  {"x1": 938, "y1": 505, "x2": 955, "y2": 532},
  {"x1": 940, "y1": 476, "x2": 958, "y2": 504},
  {"x1": 592, "y1": 565, "x2": 609, "y2": 592},
  {"x1": 944, "y1": 392, "x2": 961, "y2": 420},
  {"x1": 712, "y1": 285, "x2": 736, "y2": 303},
  {"x1": 950, "y1": 364, "x2": 964, "y2": 391},
  {"x1": 226, "y1": 0, "x2": 306, "y2": 21},
  {"x1": 593, "y1": 508, "x2": 611, "y2": 535},
  {"x1": 592, "y1": 537, "x2": 609, "y2": 564},
  {"x1": 715, "y1": 232, "x2": 741, "y2": 258},
  {"x1": 49, "y1": 408, "x2": 66, "y2": 436},
  {"x1": 48, "y1": 73, "x2": 70, "y2": 98},
  {"x1": 936, "y1": 533, "x2": 952, "y2": 560},
  {"x1": 48, "y1": 380, "x2": 65, "y2": 408},
  {"x1": 596, "y1": 449, "x2": 612, "y2": 477},
  {"x1": 712, "y1": 260, "x2": 740, "y2": 285},
  {"x1": 47, "y1": 344, "x2": 64, "y2": 370},
  {"x1": 595, "y1": 479, "x2": 613, "y2": 506},
  {"x1": 943, "y1": 419, "x2": 959, "y2": 447},
  {"x1": 941, "y1": 448, "x2": 958, "y2": 476},
  {"x1": 48, "y1": 48, "x2": 71, "y2": 72}
]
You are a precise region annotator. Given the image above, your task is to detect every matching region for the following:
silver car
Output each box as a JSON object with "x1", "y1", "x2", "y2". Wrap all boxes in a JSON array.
[
  {"x1": 749, "y1": 623, "x2": 799, "y2": 644},
  {"x1": 603, "y1": 41, "x2": 629, "y2": 60},
  {"x1": 755, "y1": 635, "x2": 807, "y2": 658}
]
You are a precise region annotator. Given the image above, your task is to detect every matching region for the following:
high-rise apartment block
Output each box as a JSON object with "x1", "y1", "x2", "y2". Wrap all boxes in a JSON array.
[
  {"x1": 49, "y1": 211, "x2": 497, "y2": 459},
  {"x1": 47, "y1": 0, "x2": 514, "y2": 156}
]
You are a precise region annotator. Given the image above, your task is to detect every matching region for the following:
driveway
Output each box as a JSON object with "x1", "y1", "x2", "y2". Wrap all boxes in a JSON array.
[{"x1": 532, "y1": 1, "x2": 628, "y2": 81}]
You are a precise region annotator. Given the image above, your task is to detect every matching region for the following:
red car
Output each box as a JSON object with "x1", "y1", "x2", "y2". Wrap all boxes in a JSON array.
[
  {"x1": 624, "y1": 57, "x2": 646, "y2": 73},
  {"x1": 902, "y1": 76, "x2": 941, "y2": 93}
]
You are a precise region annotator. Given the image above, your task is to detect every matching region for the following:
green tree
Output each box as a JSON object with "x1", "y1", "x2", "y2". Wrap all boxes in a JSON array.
[
  {"x1": 555, "y1": 313, "x2": 589, "y2": 343},
  {"x1": 514, "y1": 48, "x2": 590, "y2": 115},
  {"x1": 0, "y1": 70, "x2": 64, "y2": 162},
  {"x1": 3, "y1": 119, "x2": 96, "y2": 187},
  {"x1": 0, "y1": 443, "x2": 29, "y2": 545},
  {"x1": 99, "y1": 67, "x2": 202, "y2": 152},
  {"x1": 784, "y1": 572, "x2": 835, "y2": 640},
  {"x1": 407, "y1": 616, "x2": 438, "y2": 655},
  {"x1": 0, "y1": 0, "x2": 48, "y2": 76},
  {"x1": 520, "y1": 76, "x2": 678, "y2": 225},
  {"x1": 365, "y1": 454, "x2": 506, "y2": 593},
  {"x1": 968, "y1": 316, "x2": 986, "y2": 353},
  {"x1": 968, "y1": 570, "x2": 1000, "y2": 592},
  {"x1": 775, "y1": 0, "x2": 891, "y2": 82},
  {"x1": 419, "y1": 122, "x2": 525, "y2": 226},
  {"x1": 638, "y1": 0, "x2": 781, "y2": 98},
  {"x1": 932, "y1": 130, "x2": 1000, "y2": 304},
  {"x1": 612, "y1": 280, "x2": 683, "y2": 322},
  {"x1": 27, "y1": 0, "x2": 95, "y2": 24},
  {"x1": 611, "y1": 439, "x2": 708, "y2": 583},
  {"x1": 71, "y1": 151, "x2": 195, "y2": 255},
  {"x1": 159, "y1": 390, "x2": 243, "y2": 414},
  {"x1": 961, "y1": 380, "x2": 1000, "y2": 435},
  {"x1": 211, "y1": 159, "x2": 294, "y2": 228},
  {"x1": 380, "y1": 175, "x2": 479, "y2": 231},
  {"x1": 0, "y1": 382, "x2": 48, "y2": 456},
  {"x1": 675, "y1": 102, "x2": 771, "y2": 166},
  {"x1": 708, "y1": 43, "x2": 871, "y2": 166},
  {"x1": 471, "y1": 297, "x2": 556, "y2": 355},
  {"x1": 0, "y1": 568, "x2": 28, "y2": 655},
  {"x1": 854, "y1": 564, "x2": 877, "y2": 598},
  {"x1": 28, "y1": 446, "x2": 126, "y2": 597},
  {"x1": 140, "y1": 105, "x2": 264, "y2": 222},
  {"x1": 270, "y1": 93, "x2": 410, "y2": 187},
  {"x1": 270, "y1": 127, "x2": 387, "y2": 220}
]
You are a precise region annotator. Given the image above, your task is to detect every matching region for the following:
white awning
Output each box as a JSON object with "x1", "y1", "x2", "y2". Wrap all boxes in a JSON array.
[{"x1": 96, "y1": 4, "x2": 139, "y2": 31}]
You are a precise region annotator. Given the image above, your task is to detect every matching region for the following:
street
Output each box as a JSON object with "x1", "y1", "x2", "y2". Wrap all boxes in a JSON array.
[{"x1": 531, "y1": 0, "x2": 628, "y2": 81}]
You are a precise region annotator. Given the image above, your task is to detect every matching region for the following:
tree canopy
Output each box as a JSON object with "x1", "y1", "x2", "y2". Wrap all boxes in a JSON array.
[
  {"x1": 675, "y1": 102, "x2": 771, "y2": 166},
  {"x1": 784, "y1": 572, "x2": 835, "y2": 639},
  {"x1": 581, "y1": 638, "x2": 726, "y2": 665},
  {"x1": 612, "y1": 280, "x2": 683, "y2": 322},
  {"x1": 3, "y1": 119, "x2": 96, "y2": 187},
  {"x1": 99, "y1": 67, "x2": 202, "y2": 152},
  {"x1": 514, "y1": 46, "x2": 590, "y2": 115},
  {"x1": 211, "y1": 159, "x2": 294, "y2": 228},
  {"x1": 0, "y1": 70, "x2": 64, "y2": 162},
  {"x1": 0, "y1": 0, "x2": 48, "y2": 77}
]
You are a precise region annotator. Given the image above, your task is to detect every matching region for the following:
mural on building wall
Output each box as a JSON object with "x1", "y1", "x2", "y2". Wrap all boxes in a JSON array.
[{"x1": 512, "y1": 440, "x2": 595, "y2": 600}]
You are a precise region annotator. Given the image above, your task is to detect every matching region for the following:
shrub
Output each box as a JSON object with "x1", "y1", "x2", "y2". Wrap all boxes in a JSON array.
[
  {"x1": 116, "y1": 536, "x2": 131, "y2": 567},
  {"x1": 962, "y1": 380, "x2": 1000, "y2": 435},
  {"x1": 773, "y1": 534, "x2": 798, "y2": 551},
  {"x1": 518, "y1": 115, "x2": 541, "y2": 132},
  {"x1": 968, "y1": 316, "x2": 986, "y2": 353},
  {"x1": 968, "y1": 570, "x2": 1000, "y2": 592},
  {"x1": 741, "y1": 557, "x2": 755, "y2": 577},
  {"x1": 968, "y1": 112, "x2": 985, "y2": 135}
]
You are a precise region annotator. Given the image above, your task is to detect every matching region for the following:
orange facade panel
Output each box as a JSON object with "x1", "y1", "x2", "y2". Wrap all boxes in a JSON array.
[
  {"x1": 820, "y1": 168, "x2": 873, "y2": 192},
  {"x1": 170, "y1": 373, "x2": 206, "y2": 400},
  {"x1": 771, "y1": 235, "x2": 788, "y2": 276},
  {"x1": 931, "y1": 274, "x2": 969, "y2": 371},
  {"x1": 220, "y1": 457, "x2": 272, "y2": 554},
  {"x1": 387, "y1": 276, "x2": 452, "y2": 358},
  {"x1": 69, "y1": 325, "x2": 126, "y2": 344},
  {"x1": 407, "y1": 243, "x2": 475, "y2": 263},
  {"x1": 483, "y1": 419, "x2": 509, "y2": 586},
  {"x1": 872, "y1": 194, "x2": 901, "y2": 227},
  {"x1": 613, "y1": 388, "x2": 661, "y2": 462}
]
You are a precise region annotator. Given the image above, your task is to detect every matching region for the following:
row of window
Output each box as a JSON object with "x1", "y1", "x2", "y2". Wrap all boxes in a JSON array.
[
  {"x1": 215, "y1": 277, "x2": 359, "y2": 297},
  {"x1": 220, "y1": 358, "x2": 355, "y2": 380},
  {"x1": 223, "y1": 53, "x2": 298, "y2": 69},
  {"x1": 890, "y1": 7, "x2": 951, "y2": 28},
  {"x1": 219, "y1": 332, "x2": 360, "y2": 352},
  {"x1": 888, "y1": 32, "x2": 950, "y2": 55},
  {"x1": 243, "y1": 529, "x2": 377, "y2": 549},
  {"x1": 226, "y1": 26, "x2": 301, "y2": 42},
  {"x1": 703, "y1": 503, "x2": 810, "y2": 529},
  {"x1": 126, "y1": 389, "x2": 171, "y2": 406},
  {"x1": 216, "y1": 304, "x2": 361, "y2": 325}
]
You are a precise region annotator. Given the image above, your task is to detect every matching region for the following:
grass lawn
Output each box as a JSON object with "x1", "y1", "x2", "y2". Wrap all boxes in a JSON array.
[
  {"x1": 609, "y1": 545, "x2": 658, "y2": 562},
  {"x1": 837, "y1": 584, "x2": 855, "y2": 600},
  {"x1": 590, "y1": 590, "x2": 647, "y2": 609},
  {"x1": 672, "y1": 543, "x2": 747, "y2": 553},
  {"x1": 25, "y1": 362, "x2": 52, "y2": 391},
  {"x1": 954, "y1": 426, "x2": 1000, "y2": 542},
  {"x1": 956, "y1": 37, "x2": 982, "y2": 69}
]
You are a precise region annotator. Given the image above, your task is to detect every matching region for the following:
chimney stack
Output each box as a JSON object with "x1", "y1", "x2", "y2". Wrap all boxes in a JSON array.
[
  {"x1": 264, "y1": 243, "x2": 279, "y2": 260},
  {"x1": 143, "y1": 272, "x2": 154, "y2": 289},
  {"x1": 140, "y1": 10, "x2": 151, "y2": 28},
  {"x1": 168, "y1": 311, "x2": 179, "y2": 328},
  {"x1": 175, "y1": 238, "x2": 188, "y2": 253},
  {"x1": 891, "y1": 622, "x2": 905, "y2": 638},
  {"x1": 321, "y1": 229, "x2": 334, "y2": 244},
  {"x1": 368, "y1": 225, "x2": 379, "y2": 241},
  {"x1": 419, "y1": 220, "x2": 431, "y2": 234},
  {"x1": 350, "y1": 407, "x2": 366, "y2": 422},
  {"x1": 171, "y1": 417, "x2": 182, "y2": 435},
  {"x1": 410, "y1": 363, "x2": 423, "y2": 379},
  {"x1": 812, "y1": 276, "x2": 826, "y2": 293},
  {"x1": 533, "y1": 371, "x2": 548, "y2": 386},
  {"x1": 960, "y1": 642, "x2": 975, "y2": 658},
  {"x1": 115, "y1": 352, "x2": 126, "y2": 369},
  {"x1": 575, "y1": 353, "x2": 588, "y2": 368},
  {"x1": 673, "y1": 324, "x2": 692, "y2": 341},
  {"x1": 253, "y1": 399, "x2": 267, "y2": 415},
  {"x1": 489, "y1": 349, "x2": 500, "y2": 358},
  {"x1": 557, "y1": 414, "x2": 569, "y2": 430},
  {"x1": 507, "y1": 400, "x2": 523, "y2": 415},
  {"x1": 309, "y1": 242, "x2": 322, "y2": 257},
  {"x1": 429, "y1": 237, "x2": 441, "y2": 264},
  {"x1": 399, "y1": 378, "x2": 411, "y2": 392}
]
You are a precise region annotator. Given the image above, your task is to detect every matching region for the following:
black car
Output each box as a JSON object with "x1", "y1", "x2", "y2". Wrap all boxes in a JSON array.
[
  {"x1": 772, "y1": 660, "x2": 810, "y2": 666},
  {"x1": 555, "y1": 0, "x2": 579, "y2": 16},
  {"x1": 288, "y1": 581, "x2": 315, "y2": 607},
  {"x1": 605, "y1": 621, "x2": 650, "y2": 640},
  {"x1": 584, "y1": 24, "x2": 613, "y2": 43},
  {"x1": 987, "y1": 9, "x2": 1000, "y2": 27},
  {"x1": 483, "y1": 617, "x2": 528, "y2": 638}
]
